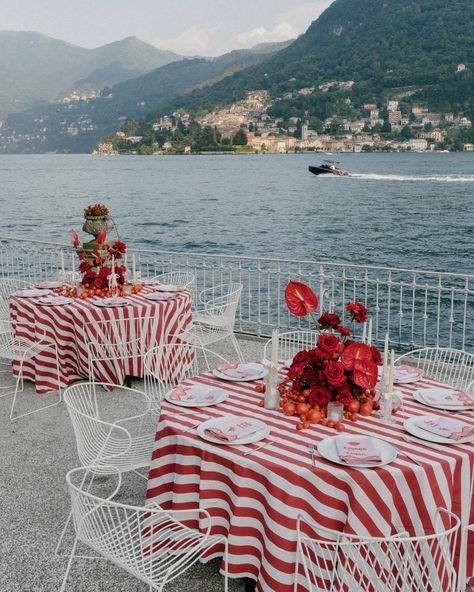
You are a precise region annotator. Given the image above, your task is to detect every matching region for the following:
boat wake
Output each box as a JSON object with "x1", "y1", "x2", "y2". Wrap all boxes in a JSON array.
[{"x1": 349, "y1": 173, "x2": 474, "y2": 182}]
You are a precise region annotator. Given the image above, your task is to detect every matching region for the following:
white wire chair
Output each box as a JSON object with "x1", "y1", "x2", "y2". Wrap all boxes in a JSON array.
[
  {"x1": 144, "y1": 341, "x2": 230, "y2": 413},
  {"x1": 296, "y1": 509, "x2": 461, "y2": 592},
  {"x1": 460, "y1": 522, "x2": 474, "y2": 592},
  {"x1": 56, "y1": 381, "x2": 158, "y2": 558},
  {"x1": 185, "y1": 282, "x2": 244, "y2": 362},
  {"x1": 0, "y1": 277, "x2": 32, "y2": 320},
  {"x1": 152, "y1": 270, "x2": 196, "y2": 291},
  {"x1": 0, "y1": 321, "x2": 62, "y2": 420},
  {"x1": 62, "y1": 381, "x2": 156, "y2": 473},
  {"x1": 82, "y1": 316, "x2": 168, "y2": 385},
  {"x1": 395, "y1": 347, "x2": 474, "y2": 391},
  {"x1": 61, "y1": 465, "x2": 228, "y2": 592},
  {"x1": 263, "y1": 330, "x2": 319, "y2": 363}
]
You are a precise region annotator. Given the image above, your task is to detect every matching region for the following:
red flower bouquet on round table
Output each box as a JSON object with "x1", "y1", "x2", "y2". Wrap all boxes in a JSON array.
[{"x1": 279, "y1": 281, "x2": 381, "y2": 431}]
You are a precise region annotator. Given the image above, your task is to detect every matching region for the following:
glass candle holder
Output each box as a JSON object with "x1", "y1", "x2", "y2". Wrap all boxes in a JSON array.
[{"x1": 327, "y1": 401, "x2": 344, "y2": 422}]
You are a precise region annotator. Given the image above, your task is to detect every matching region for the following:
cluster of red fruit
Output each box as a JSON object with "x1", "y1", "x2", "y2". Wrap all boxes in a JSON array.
[
  {"x1": 53, "y1": 286, "x2": 78, "y2": 298},
  {"x1": 256, "y1": 380, "x2": 381, "y2": 432}
]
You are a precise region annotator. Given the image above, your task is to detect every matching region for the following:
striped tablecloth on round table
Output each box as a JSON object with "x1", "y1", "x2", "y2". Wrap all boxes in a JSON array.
[
  {"x1": 9, "y1": 289, "x2": 191, "y2": 393},
  {"x1": 146, "y1": 370, "x2": 474, "y2": 592}
]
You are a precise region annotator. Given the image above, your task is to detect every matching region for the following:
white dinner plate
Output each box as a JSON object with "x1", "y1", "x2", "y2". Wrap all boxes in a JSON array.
[
  {"x1": 37, "y1": 296, "x2": 73, "y2": 306},
  {"x1": 404, "y1": 416, "x2": 474, "y2": 445},
  {"x1": 143, "y1": 292, "x2": 176, "y2": 301},
  {"x1": 196, "y1": 415, "x2": 270, "y2": 445},
  {"x1": 377, "y1": 365, "x2": 423, "y2": 384},
  {"x1": 317, "y1": 435, "x2": 397, "y2": 468},
  {"x1": 165, "y1": 386, "x2": 229, "y2": 407},
  {"x1": 16, "y1": 288, "x2": 51, "y2": 298},
  {"x1": 92, "y1": 297, "x2": 130, "y2": 307},
  {"x1": 154, "y1": 283, "x2": 185, "y2": 292},
  {"x1": 212, "y1": 362, "x2": 268, "y2": 382},
  {"x1": 34, "y1": 281, "x2": 64, "y2": 289},
  {"x1": 413, "y1": 388, "x2": 474, "y2": 412}
]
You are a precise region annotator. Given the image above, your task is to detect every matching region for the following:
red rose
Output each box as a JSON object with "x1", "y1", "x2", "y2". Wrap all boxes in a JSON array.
[
  {"x1": 337, "y1": 325, "x2": 351, "y2": 337},
  {"x1": 323, "y1": 361, "x2": 347, "y2": 387},
  {"x1": 346, "y1": 301, "x2": 368, "y2": 323},
  {"x1": 335, "y1": 388, "x2": 354, "y2": 406},
  {"x1": 99, "y1": 266, "x2": 111, "y2": 279},
  {"x1": 317, "y1": 334, "x2": 340, "y2": 356},
  {"x1": 79, "y1": 261, "x2": 92, "y2": 274},
  {"x1": 114, "y1": 241, "x2": 127, "y2": 253},
  {"x1": 309, "y1": 385, "x2": 333, "y2": 406},
  {"x1": 371, "y1": 346, "x2": 382, "y2": 365},
  {"x1": 78, "y1": 252, "x2": 87, "y2": 260},
  {"x1": 318, "y1": 312, "x2": 340, "y2": 330},
  {"x1": 93, "y1": 277, "x2": 104, "y2": 289}
]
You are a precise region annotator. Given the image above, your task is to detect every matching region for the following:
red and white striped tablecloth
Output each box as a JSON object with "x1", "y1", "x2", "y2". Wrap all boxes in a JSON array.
[
  {"x1": 146, "y1": 371, "x2": 474, "y2": 592},
  {"x1": 9, "y1": 289, "x2": 191, "y2": 393}
]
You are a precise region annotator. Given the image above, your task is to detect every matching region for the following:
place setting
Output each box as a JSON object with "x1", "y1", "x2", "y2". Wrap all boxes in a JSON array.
[
  {"x1": 212, "y1": 361, "x2": 268, "y2": 382},
  {"x1": 165, "y1": 383, "x2": 230, "y2": 407},
  {"x1": 36, "y1": 295, "x2": 74, "y2": 306},
  {"x1": 196, "y1": 414, "x2": 271, "y2": 446},
  {"x1": 412, "y1": 386, "x2": 474, "y2": 412},
  {"x1": 143, "y1": 291, "x2": 178, "y2": 302},
  {"x1": 404, "y1": 414, "x2": 474, "y2": 445},
  {"x1": 34, "y1": 280, "x2": 65, "y2": 290},
  {"x1": 15, "y1": 288, "x2": 52, "y2": 298},
  {"x1": 377, "y1": 363, "x2": 424, "y2": 385},
  {"x1": 317, "y1": 435, "x2": 397, "y2": 468},
  {"x1": 91, "y1": 296, "x2": 131, "y2": 307}
]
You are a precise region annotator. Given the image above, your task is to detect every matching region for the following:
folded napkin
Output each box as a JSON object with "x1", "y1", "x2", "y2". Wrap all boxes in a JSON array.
[
  {"x1": 16, "y1": 288, "x2": 48, "y2": 298},
  {"x1": 169, "y1": 384, "x2": 224, "y2": 405},
  {"x1": 414, "y1": 415, "x2": 474, "y2": 441},
  {"x1": 417, "y1": 387, "x2": 474, "y2": 408},
  {"x1": 335, "y1": 436, "x2": 382, "y2": 465},
  {"x1": 204, "y1": 417, "x2": 264, "y2": 442},
  {"x1": 216, "y1": 362, "x2": 261, "y2": 380}
]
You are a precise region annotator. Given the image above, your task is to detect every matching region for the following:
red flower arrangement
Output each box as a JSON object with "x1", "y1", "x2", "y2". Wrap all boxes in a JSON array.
[
  {"x1": 70, "y1": 226, "x2": 127, "y2": 294},
  {"x1": 282, "y1": 281, "x2": 381, "y2": 410}
]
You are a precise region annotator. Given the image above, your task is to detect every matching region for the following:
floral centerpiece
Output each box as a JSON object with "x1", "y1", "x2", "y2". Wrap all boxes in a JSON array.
[
  {"x1": 277, "y1": 281, "x2": 381, "y2": 431},
  {"x1": 70, "y1": 205, "x2": 129, "y2": 297}
]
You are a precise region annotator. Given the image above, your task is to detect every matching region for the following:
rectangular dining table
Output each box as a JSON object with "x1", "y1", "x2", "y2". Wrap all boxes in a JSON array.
[{"x1": 146, "y1": 368, "x2": 474, "y2": 592}]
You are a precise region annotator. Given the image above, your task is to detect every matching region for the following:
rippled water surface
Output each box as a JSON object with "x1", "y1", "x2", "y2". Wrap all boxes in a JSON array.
[{"x1": 0, "y1": 153, "x2": 473, "y2": 274}]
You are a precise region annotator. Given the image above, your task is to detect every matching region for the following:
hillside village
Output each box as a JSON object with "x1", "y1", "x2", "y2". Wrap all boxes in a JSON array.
[{"x1": 97, "y1": 73, "x2": 474, "y2": 155}]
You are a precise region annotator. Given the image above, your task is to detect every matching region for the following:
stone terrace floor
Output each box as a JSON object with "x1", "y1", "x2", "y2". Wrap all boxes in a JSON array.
[{"x1": 0, "y1": 334, "x2": 265, "y2": 592}]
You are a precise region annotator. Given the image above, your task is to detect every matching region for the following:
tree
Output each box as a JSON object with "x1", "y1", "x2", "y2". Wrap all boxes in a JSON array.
[
  {"x1": 400, "y1": 125, "x2": 415, "y2": 140},
  {"x1": 233, "y1": 128, "x2": 248, "y2": 146}
]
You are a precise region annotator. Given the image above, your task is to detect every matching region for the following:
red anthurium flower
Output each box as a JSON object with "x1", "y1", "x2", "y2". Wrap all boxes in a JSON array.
[
  {"x1": 70, "y1": 229, "x2": 80, "y2": 249},
  {"x1": 353, "y1": 359, "x2": 378, "y2": 390},
  {"x1": 284, "y1": 281, "x2": 318, "y2": 317},
  {"x1": 91, "y1": 249, "x2": 102, "y2": 266},
  {"x1": 96, "y1": 229, "x2": 107, "y2": 245},
  {"x1": 341, "y1": 342, "x2": 373, "y2": 371}
]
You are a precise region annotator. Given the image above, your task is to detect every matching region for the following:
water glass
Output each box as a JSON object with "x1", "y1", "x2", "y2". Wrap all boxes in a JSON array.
[{"x1": 327, "y1": 401, "x2": 344, "y2": 422}]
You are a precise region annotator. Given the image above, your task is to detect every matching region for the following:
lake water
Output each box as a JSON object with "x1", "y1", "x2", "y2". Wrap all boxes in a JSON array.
[{"x1": 0, "y1": 152, "x2": 473, "y2": 274}]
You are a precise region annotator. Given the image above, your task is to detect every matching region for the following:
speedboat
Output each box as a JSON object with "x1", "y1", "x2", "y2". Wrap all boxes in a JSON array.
[{"x1": 309, "y1": 160, "x2": 349, "y2": 176}]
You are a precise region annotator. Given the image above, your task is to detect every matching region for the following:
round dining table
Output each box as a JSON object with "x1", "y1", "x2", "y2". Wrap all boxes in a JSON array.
[
  {"x1": 146, "y1": 367, "x2": 474, "y2": 592},
  {"x1": 9, "y1": 287, "x2": 192, "y2": 392}
]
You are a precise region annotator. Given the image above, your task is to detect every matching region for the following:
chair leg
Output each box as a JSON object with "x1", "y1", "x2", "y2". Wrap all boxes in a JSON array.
[
  {"x1": 55, "y1": 511, "x2": 73, "y2": 557},
  {"x1": 229, "y1": 333, "x2": 244, "y2": 363},
  {"x1": 60, "y1": 534, "x2": 79, "y2": 592}
]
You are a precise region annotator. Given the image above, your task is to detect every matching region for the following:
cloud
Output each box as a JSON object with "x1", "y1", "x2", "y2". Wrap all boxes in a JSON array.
[
  {"x1": 152, "y1": 26, "x2": 212, "y2": 55},
  {"x1": 234, "y1": 22, "x2": 298, "y2": 47},
  {"x1": 277, "y1": 1, "x2": 334, "y2": 31}
]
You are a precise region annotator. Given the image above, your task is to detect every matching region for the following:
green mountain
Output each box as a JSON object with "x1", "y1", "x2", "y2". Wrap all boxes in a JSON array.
[
  {"x1": 0, "y1": 31, "x2": 181, "y2": 118},
  {"x1": 0, "y1": 41, "x2": 290, "y2": 153},
  {"x1": 153, "y1": 0, "x2": 474, "y2": 120}
]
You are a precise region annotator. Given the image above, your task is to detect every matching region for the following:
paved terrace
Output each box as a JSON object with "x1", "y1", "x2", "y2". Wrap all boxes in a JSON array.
[{"x1": 0, "y1": 334, "x2": 265, "y2": 592}]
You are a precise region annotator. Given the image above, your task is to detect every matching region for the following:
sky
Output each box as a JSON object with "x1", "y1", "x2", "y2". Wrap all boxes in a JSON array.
[{"x1": 0, "y1": 0, "x2": 334, "y2": 55}]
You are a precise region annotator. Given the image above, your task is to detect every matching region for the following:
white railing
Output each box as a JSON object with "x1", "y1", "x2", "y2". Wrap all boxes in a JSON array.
[{"x1": 0, "y1": 235, "x2": 472, "y2": 352}]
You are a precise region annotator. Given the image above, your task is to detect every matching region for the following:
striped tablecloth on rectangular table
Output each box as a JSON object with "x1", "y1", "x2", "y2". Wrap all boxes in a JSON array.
[
  {"x1": 9, "y1": 289, "x2": 191, "y2": 393},
  {"x1": 146, "y1": 371, "x2": 474, "y2": 592}
]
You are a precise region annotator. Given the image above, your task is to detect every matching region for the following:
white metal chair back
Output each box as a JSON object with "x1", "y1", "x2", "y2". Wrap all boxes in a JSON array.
[
  {"x1": 296, "y1": 510, "x2": 460, "y2": 592},
  {"x1": 263, "y1": 330, "x2": 319, "y2": 363},
  {"x1": 198, "y1": 282, "x2": 243, "y2": 328},
  {"x1": 62, "y1": 381, "x2": 154, "y2": 472},
  {"x1": 144, "y1": 341, "x2": 229, "y2": 411},
  {"x1": 82, "y1": 316, "x2": 165, "y2": 382},
  {"x1": 62, "y1": 465, "x2": 228, "y2": 592},
  {"x1": 395, "y1": 347, "x2": 474, "y2": 391},
  {"x1": 0, "y1": 277, "x2": 31, "y2": 319},
  {"x1": 152, "y1": 270, "x2": 196, "y2": 291}
]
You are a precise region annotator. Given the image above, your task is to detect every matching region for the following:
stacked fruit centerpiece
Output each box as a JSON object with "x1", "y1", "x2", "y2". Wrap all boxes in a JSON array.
[
  {"x1": 274, "y1": 281, "x2": 382, "y2": 432},
  {"x1": 67, "y1": 204, "x2": 142, "y2": 299}
]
